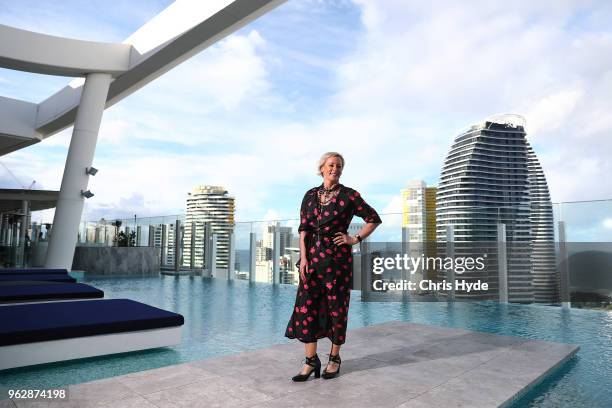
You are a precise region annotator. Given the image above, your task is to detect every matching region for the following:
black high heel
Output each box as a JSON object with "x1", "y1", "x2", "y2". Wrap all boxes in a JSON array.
[
  {"x1": 292, "y1": 354, "x2": 321, "y2": 382},
  {"x1": 322, "y1": 354, "x2": 341, "y2": 379}
]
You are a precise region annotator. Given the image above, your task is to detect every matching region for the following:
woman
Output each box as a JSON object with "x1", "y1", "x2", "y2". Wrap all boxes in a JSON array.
[{"x1": 285, "y1": 152, "x2": 382, "y2": 381}]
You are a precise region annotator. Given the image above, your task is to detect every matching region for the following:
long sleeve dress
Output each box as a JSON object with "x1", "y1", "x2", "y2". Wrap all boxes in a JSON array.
[{"x1": 285, "y1": 184, "x2": 382, "y2": 345}]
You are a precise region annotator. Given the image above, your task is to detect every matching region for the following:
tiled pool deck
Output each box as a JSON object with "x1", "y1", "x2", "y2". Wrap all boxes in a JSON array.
[{"x1": 1, "y1": 321, "x2": 578, "y2": 408}]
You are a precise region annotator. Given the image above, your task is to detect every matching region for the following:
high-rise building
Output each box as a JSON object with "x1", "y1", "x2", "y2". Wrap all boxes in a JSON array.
[
  {"x1": 527, "y1": 143, "x2": 557, "y2": 303},
  {"x1": 183, "y1": 185, "x2": 235, "y2": 269},
  {"x1": 436, "y1": 114, "x2": 555, "y2": 303},
  {"x1": 401, "y1": 181, "x2": 437, "y2": 280},
  {"x1": 401, "y1": 180, "x2": 437, "y2": 242},
  {"x1": 153, "y1": 223, "x2": 175, "y2": 267}
]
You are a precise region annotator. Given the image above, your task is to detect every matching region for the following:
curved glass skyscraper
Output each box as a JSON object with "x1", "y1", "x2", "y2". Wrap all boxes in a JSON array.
[{"x1": 436, "y1": 114, "x2": 556, "y2": 303}]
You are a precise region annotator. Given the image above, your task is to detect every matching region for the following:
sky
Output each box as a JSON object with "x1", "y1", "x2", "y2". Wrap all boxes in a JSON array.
[{"x1": 0, "y1": 0, "x2": 611, "y2": 241}]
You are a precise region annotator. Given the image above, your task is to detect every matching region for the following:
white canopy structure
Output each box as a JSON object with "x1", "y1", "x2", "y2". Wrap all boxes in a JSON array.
[{"x1": 0, "y1": 0, "x2": 285, "y2": 269}]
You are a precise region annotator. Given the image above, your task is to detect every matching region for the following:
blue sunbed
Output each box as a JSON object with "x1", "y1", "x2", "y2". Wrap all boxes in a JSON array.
[
  {"x1": 0, "y1": 274, "x2": 76, "y2": 283},
  {"x1": 0, "y1": 282, "x2": 103, "y2": 303},
  {"x1": 0, "y1": 268, "x2": 68, "y2": 275},
  {"x1": 0, "y1": 299, "x2": 184, "y2": 369}
]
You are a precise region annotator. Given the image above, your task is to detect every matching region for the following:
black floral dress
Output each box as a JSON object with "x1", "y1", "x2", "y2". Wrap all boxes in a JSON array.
[{"x1": 285, "y1": 184, "x2": 382, "y2": 345}]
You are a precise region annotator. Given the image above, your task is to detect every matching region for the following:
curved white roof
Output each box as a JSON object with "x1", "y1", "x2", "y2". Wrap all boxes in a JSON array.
[{"x1": 0, "y1": 0, "x2": 285, "y2": 156}]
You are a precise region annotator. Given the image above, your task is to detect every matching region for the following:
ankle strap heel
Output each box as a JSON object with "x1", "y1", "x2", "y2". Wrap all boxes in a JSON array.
[
  {"x1": 292, "y1": 354, "x2": 321, "y2": 382},
  {"x1": 322, "y1": 354, "x2": 341, "y2": 379}
]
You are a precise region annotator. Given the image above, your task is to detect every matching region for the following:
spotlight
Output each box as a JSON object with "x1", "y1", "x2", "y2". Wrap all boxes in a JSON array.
[
  {"x1": 81, "y1": 190, "x2": 94, "y2": 199},
  {"x1": 86, "y1": 167, "x2": 98, "y2": 176}
]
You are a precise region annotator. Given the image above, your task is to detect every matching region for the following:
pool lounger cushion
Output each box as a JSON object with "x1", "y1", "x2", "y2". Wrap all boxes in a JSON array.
[
  {"x1": 0, "y1": 282, "x2": 103, "y2": 303},
  {"x1": 0, "y1": 299, "x2": 184, "y2": 347},
  {"x1": 0, "y1": 268, "x2": 68, "y2": 275},
  {"x1": 0, "y1": 274, "x2": 76, "y2": 283},
  {"x1": 0, "y1": 299, "x2": 184, "y2": 370}
]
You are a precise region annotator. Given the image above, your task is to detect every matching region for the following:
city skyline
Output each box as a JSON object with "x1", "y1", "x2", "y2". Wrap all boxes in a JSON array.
[{"x1": 1, "y1": 1, "x2": 611, "y2": 242}]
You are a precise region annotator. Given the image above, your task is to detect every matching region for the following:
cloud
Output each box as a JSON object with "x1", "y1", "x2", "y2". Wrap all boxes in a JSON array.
[{"x1": 3, "y1": 0, "x2": 612, "y2": 235}]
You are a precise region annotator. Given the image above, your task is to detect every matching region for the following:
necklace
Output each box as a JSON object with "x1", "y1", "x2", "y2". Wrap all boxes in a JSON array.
[{"x1": 318, "y1": 184, "x2": 339, "y2": 206}]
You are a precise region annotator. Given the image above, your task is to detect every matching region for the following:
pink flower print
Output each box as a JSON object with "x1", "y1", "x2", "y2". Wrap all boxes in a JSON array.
[
  {"x1": 313, "y1": 208, "x2": 318, "y2": 215},
  {"x1": 333, "y1": 220, "x2": 338, "y2": 225},
  {"x1": 325, "y1": 249, "x2": 332, "y2": 254},
  {"x1": 302, "y1": 319, "x2": 308, "y2": 326},
  {"x1": 326, "y1": 267, "x2": 332, "y2": 273},
  {"x1": 331, "y1": 311, "x2": 339, "y2": 317},
  {"x1": 301, "y1": 218, "x2": 306, "y2": 224},
  {"x1": 355, "y1": 192, "x2": 360, "y2": 197},
  {"x1": 300, "y1": 306, "x2": 308, "y2": 313},
  {"x1": 288, "y1": 327, "x2": 293, "y2": 332},
  {"x1": 349, "y1": 195, "x2": 355, "y2": 201},
  {"x1": 307, "y1": 316, "x2": 314, "y2": 322},
  {"x1": 296, "y1": 320, "x2": 300, "y2": 326},
  {"x1": 345, "y1": 277, "x2": 350, "y2": 282},
  {"x1": 308, "y1": 201, "x2": 312, "y2": 206},
  {"x1": 295, "y1": 307, "x2": 299, "y2": 313},
  {"x1": 319, "y1": 252, "x2": 325, "y2": 258},
  {"x1": 303, "y1": 284, "x2": 309, "y2": 290},
  {"x1": 324, "y1": 226, "x2": 330, "y2": 231},
  {"x1": 313, "y1": 309, "x2": 318, "y2": 315},
  {"x1": 312, "y1": 257, "x2": 319, "y2": 263},
  {"x1": 334, "y1": 211, "x2": 338, "y2": 215},
  {"x1": 310, "y1": 247, "x2": 316, "y2": 254},
  {"x1": 306, "y1": 299, "x2": 313, "y2": 305},
  {"x1": 326, "y1": 282, "x2": 333, "y2": 290},
  {"x1": 339, "y1": 200, "x2": 345, "y2": 206},
  {"x1": 338, "y1": 335, "x2": 344, "y2": 341},
  {"x1": 357, "y1": 206, "x2": 363, "y2": 211},
  {"x1": 336, "y1": 270, "x2": 341, "y2": 275},
  {"x1": 324, "y1": 211, "x2": 329, "y2": 216},
  {"x1": 302, "y1": 329, "x2": 309, "y2": 334}
]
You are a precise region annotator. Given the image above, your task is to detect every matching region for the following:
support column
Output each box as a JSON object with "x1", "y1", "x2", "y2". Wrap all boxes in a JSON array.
[
  {"x1": 558, "y1": 221, "x2": 571, "y2": 309},
  {"x1": 0, "y1": 214, "x2": 7, "y2": 245},
  {"x1": 190, "y1": 222, "x2": 196, "y2": 269},
  {"x1": 161, "y1": 224, "x2": 167, "y2": 267},
  {"x1": 497, "y1": 223, "x2": 508, "y2": 303},
  {"x1": 209, "y1": 234, "x2": 217, "y2": 277},
  {"x1": 228, "y1": 232, "x2": 235, "y2": 280},
  {"x1": 272, "y1": 223, "x2": 280, "y2": 284},
  {"x1": 148, "y1": 226, "x2": 155, "y2": 247},
  {"x1": 446, "y1": 225, "x2": 455, "y2": 301},
  {"x1": 249, "y1": 232, "x2": 256, "y2": 282},
  {"x1": 45, "y1": 73, "x2": 111, "y2": 269},
  {"x1": 18, "y1": 200, "x2": 28, "y2": 266},
  {"x1": 174, "y1": 220, "x2": 181, "y2": 272}
]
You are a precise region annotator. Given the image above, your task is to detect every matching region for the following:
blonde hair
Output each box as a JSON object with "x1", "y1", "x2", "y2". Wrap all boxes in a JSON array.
[{"x1": 317, "y1": 152, "x2": 345, "y2": 176}]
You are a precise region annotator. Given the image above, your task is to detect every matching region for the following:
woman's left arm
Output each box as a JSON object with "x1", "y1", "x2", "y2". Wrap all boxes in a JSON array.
[{"x1": 334, "y1": 190, "x2": 382, "y2": 246}]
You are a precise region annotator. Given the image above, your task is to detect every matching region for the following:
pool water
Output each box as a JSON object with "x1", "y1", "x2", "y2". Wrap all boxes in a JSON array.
[{"x1": 1, "y1": 276, "x2": 611, "y2": 407}]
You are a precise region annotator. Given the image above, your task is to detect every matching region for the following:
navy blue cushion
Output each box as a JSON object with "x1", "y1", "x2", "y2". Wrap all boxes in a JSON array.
[
  {"x1": 0, "y1": 268, "x2": 68, "y2": 275},
  {"x1": 0, "y1": 299, "x2": 184, "y2": 346},
  {"x1": 0, "y1": 283, "x2": 103, "y2": 302},
  {"x1": 0, "y1": 274, "x2": 76, "y2": 283}
]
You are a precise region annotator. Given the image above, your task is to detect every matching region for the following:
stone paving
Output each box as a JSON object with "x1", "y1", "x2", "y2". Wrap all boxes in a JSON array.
[{"x1": 2, "y1": 321, "x2": 578, "y2": 407}]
